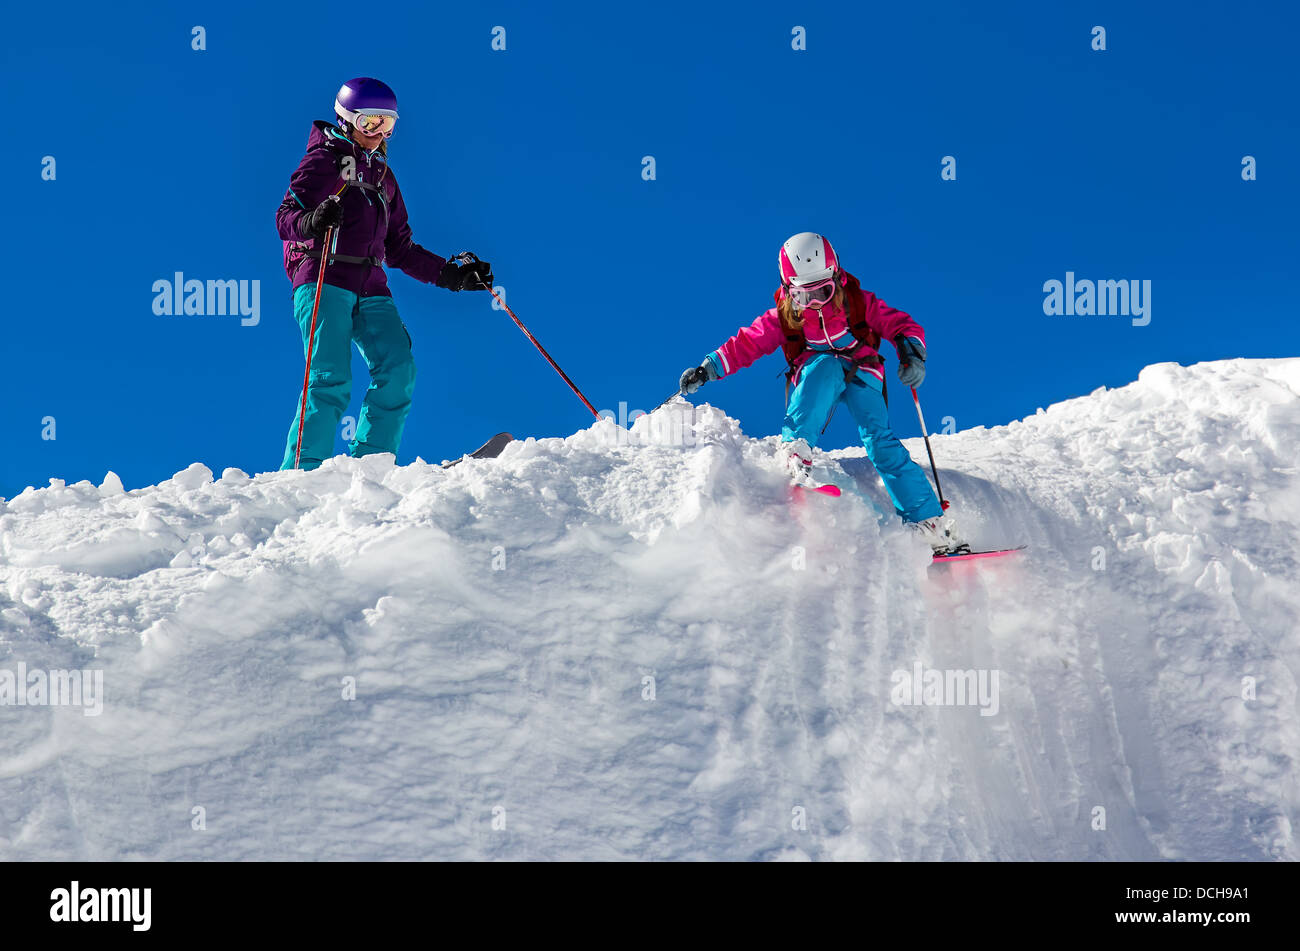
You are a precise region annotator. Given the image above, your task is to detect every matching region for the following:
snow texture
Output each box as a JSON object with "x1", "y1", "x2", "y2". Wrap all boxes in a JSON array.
[{"x1": 1, "y1": 358, "x2": 1297, "y2": 860}]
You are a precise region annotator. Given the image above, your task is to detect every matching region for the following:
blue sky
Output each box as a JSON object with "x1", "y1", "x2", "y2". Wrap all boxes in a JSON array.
[{"x1": 3, "y1": 0, "x2": 1296, "y2": 496}]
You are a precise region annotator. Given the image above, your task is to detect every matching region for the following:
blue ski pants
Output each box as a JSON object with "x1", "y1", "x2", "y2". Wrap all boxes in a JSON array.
[
  {"x1": 281, "y1": 283, "x2": 416, "y2": 470},
  {"x1": 783, "y1": 352, "x2": 943, "y2": 522}
]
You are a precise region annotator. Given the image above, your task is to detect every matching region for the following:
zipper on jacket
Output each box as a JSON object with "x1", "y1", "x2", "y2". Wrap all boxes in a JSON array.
[
  {"x1": 352, "y1": 141, "x2": 384, "y2": 264},
  {"x1": 818, "y1": 308, "x2": 850, "y2": 352},
  {"x1": 816, "y1": 299, "x2": 867, "y2": 381}
]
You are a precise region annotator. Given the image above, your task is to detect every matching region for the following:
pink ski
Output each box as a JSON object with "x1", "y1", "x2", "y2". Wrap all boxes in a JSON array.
[{"x1": 790, "y1": 483, "x2": 842, "y2": 499}]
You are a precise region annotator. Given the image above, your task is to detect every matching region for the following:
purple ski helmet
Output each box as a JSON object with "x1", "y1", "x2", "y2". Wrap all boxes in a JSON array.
[{"x1": 334, "y1": 77, "x2": 399, "y2": 137}]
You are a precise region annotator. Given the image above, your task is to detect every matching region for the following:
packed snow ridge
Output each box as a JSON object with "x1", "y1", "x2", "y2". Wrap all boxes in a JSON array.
[{"x1": 1, "y1": 358, "x2": 1297, "y2": 861}]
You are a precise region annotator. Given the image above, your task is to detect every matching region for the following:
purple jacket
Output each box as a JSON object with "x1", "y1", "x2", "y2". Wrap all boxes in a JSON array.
[{"x1": 276, "y1": 121, "x2": 446, "y2": 296}]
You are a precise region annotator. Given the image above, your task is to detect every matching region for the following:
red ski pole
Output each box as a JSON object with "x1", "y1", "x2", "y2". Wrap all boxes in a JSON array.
[
  {"x1": 293, "y1": 223, "x2": 336, "y2": 469},
  {"x1": 453, "y1": 253, "x2": 601, "y2": 420}
]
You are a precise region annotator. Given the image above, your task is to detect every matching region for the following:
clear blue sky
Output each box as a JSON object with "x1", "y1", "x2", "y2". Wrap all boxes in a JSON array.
[{"x1": 3, "y1": 0, "x2": 1296, "y2": 496}]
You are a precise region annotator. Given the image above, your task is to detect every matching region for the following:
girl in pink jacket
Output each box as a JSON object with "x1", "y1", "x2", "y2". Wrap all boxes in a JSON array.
[{"x1": 679, "y1": 232, "x2": 962, "y2": 551}]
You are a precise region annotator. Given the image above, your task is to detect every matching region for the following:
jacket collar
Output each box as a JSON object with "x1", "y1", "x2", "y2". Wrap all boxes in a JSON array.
[{"x1": 307, "y1": 120, "x2": 387, "y2": 164}]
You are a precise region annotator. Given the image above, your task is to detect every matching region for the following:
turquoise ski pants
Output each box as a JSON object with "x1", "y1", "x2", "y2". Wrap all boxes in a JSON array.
[
  {"x1": 783, "y1": 352, "x2": 943, "y2": 522},
  {"x1": 281, "y1": 283, "x2": 416, "y2": 470}
]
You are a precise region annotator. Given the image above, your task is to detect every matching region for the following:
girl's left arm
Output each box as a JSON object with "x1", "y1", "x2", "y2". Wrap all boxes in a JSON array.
[{"x1": 864, "y1": 291, "x2": 927, "y2": 353}]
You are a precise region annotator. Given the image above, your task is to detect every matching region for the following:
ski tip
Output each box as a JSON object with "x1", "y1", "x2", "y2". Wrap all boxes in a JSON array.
[
  {"x1": 790, "y1": 483, "x2": 842, "y2": 498},
  {"x1": 931, "y1": 545, "x2": 1027, "y2": 564}
]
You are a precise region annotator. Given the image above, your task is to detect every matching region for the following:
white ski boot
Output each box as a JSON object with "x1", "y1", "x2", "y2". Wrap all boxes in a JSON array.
[
  {"x1": 914, "y1": 513, "x2": 969, "y2": 555},
  {"x1": 783, "y1": 439, "x2": 842, "y2": 497},
  {"x1": 784, "y1": 438, "x2": 816, "y2": 486}
]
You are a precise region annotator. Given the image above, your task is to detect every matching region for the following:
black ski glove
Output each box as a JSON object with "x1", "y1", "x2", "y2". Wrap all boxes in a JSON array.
[
  {"x1": 679, "y1": 360, "x2": 720, "y2": 395},
  {"x1": 895, "y1": 334, "x2": 927, "y2": 387},
  {"x1": 436, "y1": 259, "x2": 494, "y2": 292},
  {"x1": 464, "y1": 258, "x2": 493, "y2": 290},
  {"x1": 300, "y1": 195, "x2": 343, "y2": 240}
]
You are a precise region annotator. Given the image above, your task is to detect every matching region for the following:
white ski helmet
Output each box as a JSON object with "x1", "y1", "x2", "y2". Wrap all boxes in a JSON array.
[{"x1": 778, "y1": 232, "x2": 839, "y2": 286}]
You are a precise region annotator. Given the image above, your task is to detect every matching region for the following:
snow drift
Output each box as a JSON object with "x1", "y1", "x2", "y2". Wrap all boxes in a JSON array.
[{"x1": 1, "y1": 358, "x2": 1297, "y2": 861}]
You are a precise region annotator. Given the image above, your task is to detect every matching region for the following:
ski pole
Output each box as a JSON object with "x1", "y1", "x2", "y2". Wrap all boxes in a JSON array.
[
  {"x1": 293, "y1": 222, "x2": 336, "y2": 469},
  {"x1": 650, "y1": 389, "x2": 682, "y2": 413},
  {"x1": 452, "y1": 253, "x2": 601, "y2": 420},
  {"x1": 909, "y1": 385, "x2": 949, "y2": 511}
]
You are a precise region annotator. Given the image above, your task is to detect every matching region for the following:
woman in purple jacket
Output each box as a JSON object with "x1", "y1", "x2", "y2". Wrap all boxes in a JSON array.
[{"x1": 276, "y1": 77, "x2": 490, "y2": 470}]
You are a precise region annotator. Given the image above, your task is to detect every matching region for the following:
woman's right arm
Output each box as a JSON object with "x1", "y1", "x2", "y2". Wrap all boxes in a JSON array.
[{"x1": 276, "y1": 148, "x2": 345, "y2": 242}]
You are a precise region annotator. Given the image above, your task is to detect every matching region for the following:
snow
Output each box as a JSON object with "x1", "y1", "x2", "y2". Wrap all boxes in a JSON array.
[{"x1": 1, "y1": 358, "x2": 1297, "y2": 860}]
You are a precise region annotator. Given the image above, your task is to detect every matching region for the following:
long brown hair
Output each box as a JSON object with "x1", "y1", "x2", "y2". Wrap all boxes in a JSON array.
[{"x1": 777, "y1": 283, "x2": 846, "y2": 333}]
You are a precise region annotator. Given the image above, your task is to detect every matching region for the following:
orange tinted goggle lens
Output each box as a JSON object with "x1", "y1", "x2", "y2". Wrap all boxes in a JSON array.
[{"x1": 355, "y1": 114, "x2": 395, "y2": 135}]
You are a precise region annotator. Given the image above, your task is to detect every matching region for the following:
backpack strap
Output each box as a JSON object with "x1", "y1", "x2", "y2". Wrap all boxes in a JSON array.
[
  {"x1": 774, "y1": 287, "x2": 805, "y2": 382},
  {"x1": 841, "y1": 271, "x2": 882, "y2": 354}
]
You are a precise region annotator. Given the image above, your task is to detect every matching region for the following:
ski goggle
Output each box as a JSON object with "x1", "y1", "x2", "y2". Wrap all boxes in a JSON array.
[
  {"x1": 786, "y1": 277, "x2": 837, "y2": 310},
  {"x1": 353, "y1": 113, "x2": 397, "y2": 137}
]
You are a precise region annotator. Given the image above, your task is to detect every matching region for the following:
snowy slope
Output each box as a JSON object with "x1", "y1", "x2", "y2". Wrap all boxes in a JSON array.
[{"x1": 1, "y1": 359, "x2": 1297, "y2": 861}]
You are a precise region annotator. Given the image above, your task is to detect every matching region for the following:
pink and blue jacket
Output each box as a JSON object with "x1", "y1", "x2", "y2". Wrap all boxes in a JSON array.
[{"x1": 705, "y1": 286, "x2": 926, "y2": 385}]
